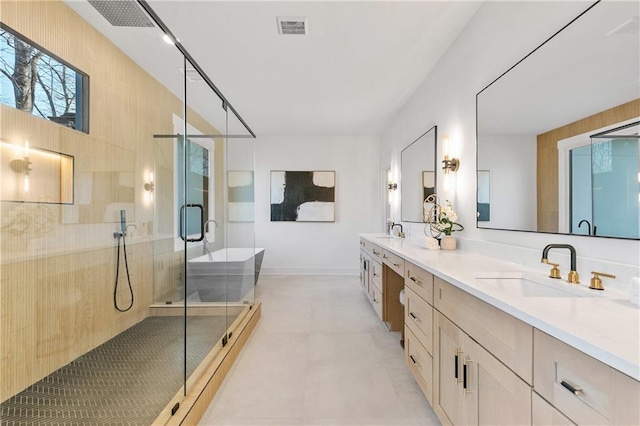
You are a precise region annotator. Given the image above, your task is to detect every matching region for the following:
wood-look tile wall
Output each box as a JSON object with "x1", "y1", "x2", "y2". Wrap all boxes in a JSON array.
[
  {"x1": 536, "y1": 98, "x2": 640, "y2": 232},
  {"x1": 0, "y1": 0, "x2": 223, "y2": 401}
]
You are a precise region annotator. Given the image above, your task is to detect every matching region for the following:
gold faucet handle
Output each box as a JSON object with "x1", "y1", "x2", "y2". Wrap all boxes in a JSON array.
[
  {"x1": 543, "y1": 261, "x2": 561, "y2": 279},
  {"x1": 589, "y1": 271, "x2": 616, "y2": 290}
]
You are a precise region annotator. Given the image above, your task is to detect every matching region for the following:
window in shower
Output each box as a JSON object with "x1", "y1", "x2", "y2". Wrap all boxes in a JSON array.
[
  {"x1": 0, "y1": 24, "x2": 89, "y2": 133},
  {"x1": 172, "y1": 114, "x2": 215, "y2": 251}
]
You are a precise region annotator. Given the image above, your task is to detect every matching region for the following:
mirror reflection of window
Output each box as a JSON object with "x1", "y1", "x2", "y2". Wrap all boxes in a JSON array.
[{"x1": 591, "y1": 137, "x2": 639, "y2": 238}]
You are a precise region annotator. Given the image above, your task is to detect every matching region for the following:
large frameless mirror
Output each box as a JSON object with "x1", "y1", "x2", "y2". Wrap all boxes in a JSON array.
[{"x1": 476, "y1": 0, "x2": 639, "y2": 239}]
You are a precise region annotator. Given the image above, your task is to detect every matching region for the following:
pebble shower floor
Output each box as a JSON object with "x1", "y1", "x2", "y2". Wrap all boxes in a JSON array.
[{"x1": 1, "y1": 315, "x2": 235, "y2": 425}]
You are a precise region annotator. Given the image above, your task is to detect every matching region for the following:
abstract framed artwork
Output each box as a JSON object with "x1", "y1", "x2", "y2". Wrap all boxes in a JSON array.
[
  {"x1": 228, "y1": 171, "x2": 254, "y2": 222},
  {"x1": 270, "y1": 171, "x2": 335, "y2": 222}
]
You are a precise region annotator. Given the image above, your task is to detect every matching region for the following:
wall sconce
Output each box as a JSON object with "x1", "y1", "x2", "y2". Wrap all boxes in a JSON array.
[
  {"x1": 9, "y1": 141, "x2": 32, "y2": 193},
  {"x1": 441, "y1": 133, "x2": 460, "y2": 173},
  {"x1": 387, "y1": 168, "x2": 397, "y2": 191},
  {"x1": 144, "y1": 171, "x2": 154, "y2": 203}
]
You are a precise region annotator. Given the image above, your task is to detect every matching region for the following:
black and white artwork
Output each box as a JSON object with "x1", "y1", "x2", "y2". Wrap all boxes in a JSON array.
[
  {"x1": 228, "y1": 171, "x2": 254, "y2": 222},
  {"x1": 270, "y1": 171, "x2": 335, "y2": 222}
]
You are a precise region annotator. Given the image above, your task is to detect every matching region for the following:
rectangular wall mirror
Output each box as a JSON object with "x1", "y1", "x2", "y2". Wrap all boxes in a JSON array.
[
  {"x1": 477, "y1": 0, "x2": 639, "y2": 239},
  {"x1": 401, "y1": 125, "x2": 437, "y2": 222}
]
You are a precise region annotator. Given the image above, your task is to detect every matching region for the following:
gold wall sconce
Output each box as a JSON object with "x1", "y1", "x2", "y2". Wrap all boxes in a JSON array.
[
  {"x1": 387, "y1": 169, "x2": 397, "y2": 191},
  {"x1": 144, "y1": 171, "x2": 154, "y2": 203},
  {"x1": 442, "y1": 133, "x2": 460, "y2": 173}
]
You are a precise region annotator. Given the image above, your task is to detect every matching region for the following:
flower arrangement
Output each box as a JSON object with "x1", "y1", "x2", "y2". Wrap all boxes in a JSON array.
[
  {"x1": 436, "y1": 200, "x2": 464, "y2": 236},
  {"x1": 423, "y1": 195, "x2": 463, "y2": 238}
]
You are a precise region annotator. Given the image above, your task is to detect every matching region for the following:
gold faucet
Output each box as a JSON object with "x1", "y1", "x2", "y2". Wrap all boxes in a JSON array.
[{"x1": 541, "y1": 244, "x2": 579, "y2": 284}]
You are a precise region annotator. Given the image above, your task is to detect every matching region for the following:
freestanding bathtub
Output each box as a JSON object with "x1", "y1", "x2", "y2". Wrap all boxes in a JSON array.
[{"x1": 186, "y1": 248, "x2": 265, "y2": 303}]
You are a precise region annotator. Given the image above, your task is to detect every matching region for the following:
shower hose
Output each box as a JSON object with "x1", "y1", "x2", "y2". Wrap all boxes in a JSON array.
[{"x1": 114, "y1": 233, "x2": 134, "y2": 312}]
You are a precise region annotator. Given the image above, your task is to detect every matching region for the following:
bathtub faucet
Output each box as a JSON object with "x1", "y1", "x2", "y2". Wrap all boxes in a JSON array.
[{"x1": 203, "y1": 220, "x2": 219, "y2": 258}]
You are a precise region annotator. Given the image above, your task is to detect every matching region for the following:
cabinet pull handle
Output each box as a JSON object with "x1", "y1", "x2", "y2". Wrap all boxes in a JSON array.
[
  {"x1": 373, "y1": 250, "x2": 380, "y2": 255},
  {"x1": 463, "y1": 361, "x2": 468, "y2": 390},
  {"x1": 454, "y1": 353, "x2": 459, "y2": 381},
  {"x1": 383, "y1": 254, "x2": 388, "y2": 259},
  {"x1": 410, "y1": 276, "x2": 423, "y2": 285},
  {"x1": 561, "y1": 380, "x2": 583, "y2": 396},
  {"x1": 393, "y1": 263, "x2": 401, "y2": 268},
  {"x1": 410, "y1": 355, "x2": 417, "y2": 365},
  {"x1": 409, "y1": 312, "x2": 418, "y2": 320}
]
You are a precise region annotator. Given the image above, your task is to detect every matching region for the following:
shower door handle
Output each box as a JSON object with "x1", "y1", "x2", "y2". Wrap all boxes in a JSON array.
[{"x1": 179, "y1": 203, "x2": 205, "y2": 242}]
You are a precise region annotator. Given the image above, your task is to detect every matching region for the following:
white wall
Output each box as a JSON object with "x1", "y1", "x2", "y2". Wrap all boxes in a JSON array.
[
  {"x1": 478, "y1": 134, "x2": 537, "y2": 231},
  {"x1": 381, "y1": 1, "x2": 639, "y2": 284},
  {"x1": 253, "y1": 136, "x2": 379, "y2": 274}
]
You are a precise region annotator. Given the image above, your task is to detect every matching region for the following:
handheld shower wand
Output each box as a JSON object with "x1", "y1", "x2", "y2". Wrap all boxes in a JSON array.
[{"x1": 113, "y1": 209, "x2": 134, "y2": 312}]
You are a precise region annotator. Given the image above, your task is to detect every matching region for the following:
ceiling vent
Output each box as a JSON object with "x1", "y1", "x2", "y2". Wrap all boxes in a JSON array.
[
  {"x1": 277, "y1": 17, "x2": 308, "y2": 35},
  {"x1": 607, "y1": 16, "x2": 640, "y2": 36},
  {"x1": 179, "y1": 67, "x2": 204, "y2": 83},
  {"x1": 88, "y1": 0, "x2": 155, "y2": 27}
]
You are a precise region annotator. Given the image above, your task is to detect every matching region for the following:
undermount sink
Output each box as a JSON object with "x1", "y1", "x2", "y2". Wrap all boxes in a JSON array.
[{"x1": 475, "y1": 272, "x2": 599, "y2": 298}]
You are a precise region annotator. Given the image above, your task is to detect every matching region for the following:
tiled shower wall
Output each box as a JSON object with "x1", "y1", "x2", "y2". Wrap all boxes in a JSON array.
[{"x1": 0, "y1": 0, "x2": 220, "y2": 400}]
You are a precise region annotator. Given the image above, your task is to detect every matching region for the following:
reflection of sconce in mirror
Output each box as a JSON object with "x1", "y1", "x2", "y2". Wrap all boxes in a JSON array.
[
  {"x1": 441, "y1": 133, "x2": 460, "y2": 173},
  {"x1": 144, "y1": 171, "x2": 154, "y2": 203},
  {"x1": 9, "y1": 141, "x2": 32, "y2": 193}
]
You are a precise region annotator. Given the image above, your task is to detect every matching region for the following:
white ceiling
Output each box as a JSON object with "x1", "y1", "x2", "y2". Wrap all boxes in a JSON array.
[{"x1": 64, "y1": 0, "x2": 483, "y2": 137}]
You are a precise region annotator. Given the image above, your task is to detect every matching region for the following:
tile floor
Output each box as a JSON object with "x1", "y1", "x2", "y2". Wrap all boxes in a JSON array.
[{"x1": 199, "y1": 275, "x2": 440, "y2": 426}]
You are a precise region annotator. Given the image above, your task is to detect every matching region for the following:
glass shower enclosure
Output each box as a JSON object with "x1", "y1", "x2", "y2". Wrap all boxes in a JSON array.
[{"x1": 0, "y1": 0, "x2": 257, "y2": 423}]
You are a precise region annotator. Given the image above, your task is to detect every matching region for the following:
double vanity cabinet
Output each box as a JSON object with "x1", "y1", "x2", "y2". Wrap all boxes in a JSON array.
[{"x1": 359, "y1": 235, "x2": 640, "y2": 426}]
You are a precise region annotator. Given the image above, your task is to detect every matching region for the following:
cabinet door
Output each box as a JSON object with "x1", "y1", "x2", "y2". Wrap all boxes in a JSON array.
[
  {"x1": 462, "y1": 332, "x2": 531, "y2": 426},
  {"x1": 359, "y1": 251, "x2": 370, "y2": 293},
  {"x1": 532, "y1": 392, "x2": 575, "y2": 426},
  {"x1": 434, "y1": 312, "x2": 466, "y2": 426}
]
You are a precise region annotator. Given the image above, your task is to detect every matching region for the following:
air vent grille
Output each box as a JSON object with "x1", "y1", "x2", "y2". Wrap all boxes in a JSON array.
[
  {"x1": 607, "y1": 16, "x2": 640, "y2": 36},
  {"x1": 277, "y1": 17, "x2": 308, "y2": 35},
  {"x1": 88, "y1": 0, "x2": 155, "y2": 27}
]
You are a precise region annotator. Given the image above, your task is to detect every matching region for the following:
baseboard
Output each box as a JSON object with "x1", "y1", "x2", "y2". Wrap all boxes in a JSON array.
[{"x1": 261, "y1": 267, "x2": 359, "y2": 276}]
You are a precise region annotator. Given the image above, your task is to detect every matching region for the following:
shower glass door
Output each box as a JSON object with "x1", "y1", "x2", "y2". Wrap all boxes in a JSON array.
[{"x1": 182, "y1": 56, "x2": 255, "y2": 398}]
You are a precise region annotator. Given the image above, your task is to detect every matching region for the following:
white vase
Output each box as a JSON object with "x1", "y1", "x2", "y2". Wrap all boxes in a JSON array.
[{"x1": 441, "y1": 235, "x2": 457, "y2": 250}]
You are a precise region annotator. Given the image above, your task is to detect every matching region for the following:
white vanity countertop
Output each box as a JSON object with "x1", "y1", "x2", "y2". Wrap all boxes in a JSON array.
[{"x1": 360, "y1": 234, "x2": 640, "y2": 381}]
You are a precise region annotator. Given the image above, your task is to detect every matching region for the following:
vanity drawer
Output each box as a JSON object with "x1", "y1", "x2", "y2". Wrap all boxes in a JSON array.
[
  {"x1": 435, "y1": 277, "x2": 533, "y2": 384},
  {"x1": 369, "y1": 282, "x2": 383, "y2": 321},
  {"x1": 405, "y1": 261, "x2": 434, "y2": 305},
  {"x1": 534, "y1": 329, "x2": 640, "y2": 425},
  {"x1": 405, "y1": 324, "x2": 433, "y2": 404},
  {"x1": 363, "y1": 240, "x2": 384, "y2": 263},
  {"x1": 382, "y1": 250, "x2": 405, "y2": 277},
  {"x1": 405, "y1": 286, "x2": 433, "y2": 355},
  {"x1": 370, "y1": 260, "x2": 383, "y2": 287}
]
